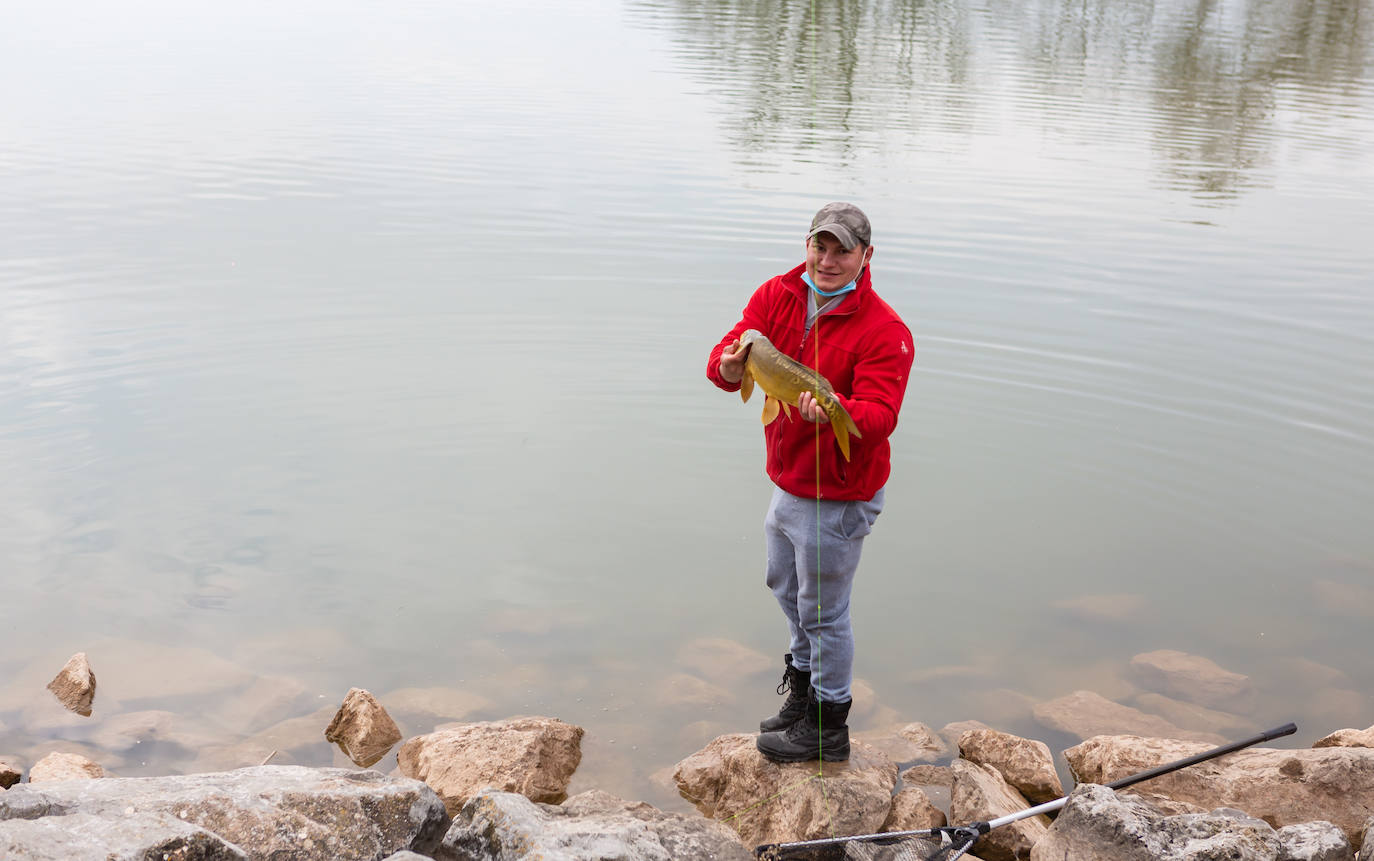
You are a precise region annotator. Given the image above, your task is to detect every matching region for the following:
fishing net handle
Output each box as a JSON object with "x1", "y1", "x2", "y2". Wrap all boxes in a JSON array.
[
  {"x1": 982, "y1": 721, "x2": 1298, "y2": 829},
  {"x1": 753, "y1": 722, "x2": 1296, "y2": 858}
]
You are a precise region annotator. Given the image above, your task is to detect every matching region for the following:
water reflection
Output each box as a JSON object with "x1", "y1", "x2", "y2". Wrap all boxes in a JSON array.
[{"x1": 628, "y1": 0, "x2": 1373, "y2": 199}]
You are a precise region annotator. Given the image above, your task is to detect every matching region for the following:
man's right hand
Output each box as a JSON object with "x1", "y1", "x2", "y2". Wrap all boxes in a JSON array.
[{"x1": 719, "y1": 339, "x2": 747, "y2": 384}]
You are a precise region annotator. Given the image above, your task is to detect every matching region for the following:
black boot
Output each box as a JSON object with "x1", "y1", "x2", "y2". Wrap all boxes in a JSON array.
[
  {"x1": 759, "y1": 654, "x2": 811, "y2": 732},
  {"x1": 756, "y1": 697, "x2": 851, "y2": 763}
]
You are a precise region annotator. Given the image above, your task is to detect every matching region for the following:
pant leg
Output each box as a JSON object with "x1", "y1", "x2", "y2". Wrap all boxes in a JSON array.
[
  {"x1": 795, "y1": 489, "x2": 884, "y2": 703},
  {"x1": 764, "y1": 487, "x2": 810, "y2": 671},
  {"x1": 765, "y1": 488, "x2": 884, "y2": 702}
]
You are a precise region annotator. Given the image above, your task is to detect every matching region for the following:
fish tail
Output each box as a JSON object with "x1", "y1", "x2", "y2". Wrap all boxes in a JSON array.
[
  {"x1": 830, "y1": 416, "x2": 852, "y2": 461},
  {"x1": 827, "y1": 401, "x2": 861, "y2": 462}
]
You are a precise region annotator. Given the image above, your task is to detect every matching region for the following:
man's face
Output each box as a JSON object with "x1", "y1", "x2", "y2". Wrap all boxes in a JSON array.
[{"x1": 805, "y1": 232, "x2": 872, "y2": 292}]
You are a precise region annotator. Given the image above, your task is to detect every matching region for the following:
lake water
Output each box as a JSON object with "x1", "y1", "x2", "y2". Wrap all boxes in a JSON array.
[{"x1": 2, "y1": 0, "x2": 1372, "y2": 812}]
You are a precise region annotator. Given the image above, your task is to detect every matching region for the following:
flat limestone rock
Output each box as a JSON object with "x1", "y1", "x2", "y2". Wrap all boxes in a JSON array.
[
  {"x1": 1032, "y1": 689, "x2": 1226, "y2": 743},
  {"x1": 46, "y1": 653, "x2": 96, "y2": 717},
  {"x1": 957, "y1": 728, "x2": 1063, "y2": 804},
  {"x1": 1065, "y1": 734, "x2": 1374, "y2": 850},
  {"x1": 0, "y1": 811, "x2": 248, "y2": 861},
  {"x1": 438, "y1": 788, "x2": 754, "y2": 861},
  {"x1": 398, "y1": 716, "x2": 584, "y2": 815},
  {"x1": 324, "y1": 688, "x2": 402, "y2": 768},
  {"x1": 0, "y1": 765, "x2": 448, "y2": 859},
  {"x1": 29, "y1": 752, "x2": 104, "y2": 783},
  {"x1": 673, "y1": 733, "x2": 897, "y2": 848}
]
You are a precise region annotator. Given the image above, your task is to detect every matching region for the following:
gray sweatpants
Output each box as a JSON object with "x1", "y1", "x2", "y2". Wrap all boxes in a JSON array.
[{"x1": 764, "y1": 486, "x2": 884, "y2": 703}]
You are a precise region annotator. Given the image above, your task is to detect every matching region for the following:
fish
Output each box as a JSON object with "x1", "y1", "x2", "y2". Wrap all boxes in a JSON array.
[{"x1": 736, "y1": 328, "x2": 862, "y2": 461}]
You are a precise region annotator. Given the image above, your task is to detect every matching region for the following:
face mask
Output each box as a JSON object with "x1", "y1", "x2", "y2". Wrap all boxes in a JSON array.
[{"x1": 802, "y1": 268, "x2": 861, "y2": 298}]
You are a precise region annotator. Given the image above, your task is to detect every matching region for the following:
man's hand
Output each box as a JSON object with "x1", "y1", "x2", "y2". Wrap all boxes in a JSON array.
[
  {"x1": 719, "y1": 339, "x2": 747, "y2": 384},
  {"x1": 797, "y1": 392, "x2": 826, "y2": 423}
]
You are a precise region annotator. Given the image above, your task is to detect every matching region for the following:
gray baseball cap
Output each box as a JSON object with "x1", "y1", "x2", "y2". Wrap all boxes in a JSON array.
[{"x1": 806, "y1": 202, "x2": 871, "y2": 249}]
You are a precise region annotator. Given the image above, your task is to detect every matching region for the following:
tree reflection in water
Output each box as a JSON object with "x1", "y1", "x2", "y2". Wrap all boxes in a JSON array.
[{"x1": 626, "y1": 0, "x2": 1372, "y2": 202}]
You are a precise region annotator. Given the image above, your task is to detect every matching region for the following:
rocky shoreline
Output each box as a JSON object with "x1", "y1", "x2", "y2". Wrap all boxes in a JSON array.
[{"x1": 3, "y1": 647, "x2": 1374, "y2": 859}]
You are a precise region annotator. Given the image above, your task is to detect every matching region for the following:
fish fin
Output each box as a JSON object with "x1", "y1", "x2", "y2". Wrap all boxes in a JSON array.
[
  {"x1": 740, "y1": 368, "x2": 754, "y2": 402},
  {"x1": 761, "y1": 396, "x2": 781, "y2": 426},
  {"x1": 780, "y1": 400, "x2": 793, "y2": 419}
]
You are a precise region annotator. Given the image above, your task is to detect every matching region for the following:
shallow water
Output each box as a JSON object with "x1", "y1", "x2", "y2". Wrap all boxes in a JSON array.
[{"x1": 2, "y1": 0, "x2": 1372, "y2": 812}]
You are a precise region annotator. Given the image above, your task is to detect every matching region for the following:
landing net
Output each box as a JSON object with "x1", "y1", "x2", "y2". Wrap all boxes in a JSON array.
[{"x1": 757, "y1": 832, "x2": 976, "y2": 861}]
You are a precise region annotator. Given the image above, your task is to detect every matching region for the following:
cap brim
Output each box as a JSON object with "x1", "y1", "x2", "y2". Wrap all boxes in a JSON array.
[{"x1": 807, "y1": 223, "x2": 859, "y2": 250}]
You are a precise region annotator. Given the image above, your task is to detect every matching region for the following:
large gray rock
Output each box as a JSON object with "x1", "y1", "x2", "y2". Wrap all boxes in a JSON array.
[
  {"x1": 0, "y1": 811, "x2": 248, "y2": 860},
  {"x1": 1030, "y1": 783, "x2": 1289, "y2": 860},
  {"x1": 1276, "y1": 821, "x2": 1357, "y2": 861},
  {"x1": 1066, "y1": 734, "x2": 1374, "y2": 850},
  {"x1": 438, "y1": 788, "x2": 754, "y2": 860},
  {"x1": 0, "y1": 765, "x2": 449, "y2": 859}
]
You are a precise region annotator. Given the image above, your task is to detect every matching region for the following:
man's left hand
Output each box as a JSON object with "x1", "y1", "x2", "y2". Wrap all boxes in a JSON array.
[{"x1": 797, "y1": 392, "x2": 826, "y2": 423}]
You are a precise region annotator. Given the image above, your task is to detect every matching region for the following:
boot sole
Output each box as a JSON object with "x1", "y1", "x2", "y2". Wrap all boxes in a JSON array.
[{"x1": 755, "y1": 739, "x2": 850, "y2": 763}]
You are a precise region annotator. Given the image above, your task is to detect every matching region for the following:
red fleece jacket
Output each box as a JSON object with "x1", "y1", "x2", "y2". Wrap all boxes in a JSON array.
[{"x1": 707, "y1": 263, "x2": 914, "y2": 501}]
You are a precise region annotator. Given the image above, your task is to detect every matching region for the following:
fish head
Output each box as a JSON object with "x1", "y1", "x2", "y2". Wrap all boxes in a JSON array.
[{"x1": 737, "y1": 328, "x2": 762, "y2": 358}]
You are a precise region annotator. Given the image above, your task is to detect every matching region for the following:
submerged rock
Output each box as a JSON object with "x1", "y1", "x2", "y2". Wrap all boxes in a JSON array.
[
  {"x1": 398, "y1": 716, "x2": 584, "y2": 815},
  {"x1": 0, "y1": 765, "x2": 448, "y2": 859},
  {"x1": 1032, "y1": 689, "x2": 1226, "y2": 743},
  {"x1": 324, "y1": 687, "x2": 402, "y2": 768},
  {"x1": 1128, "y1": 649, "x2": 1255, "y2": 713},
  {"x1": 673, "y1": 733, "x2": 897, "y2": 848},
  {"x1": 437, "y1": 788, "x2": 753, "y2": 860},
  {"x1": 855, "y1": 721, "x2": 949, "y2": 764},
  {"x1": 46, "y1": 652, "x2": 96, "y2": 717}
]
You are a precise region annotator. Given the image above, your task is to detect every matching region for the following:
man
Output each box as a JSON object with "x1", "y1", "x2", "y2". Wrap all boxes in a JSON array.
[{"x1": 707, "y1": 202, "x2": 913, "y2": 763}]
